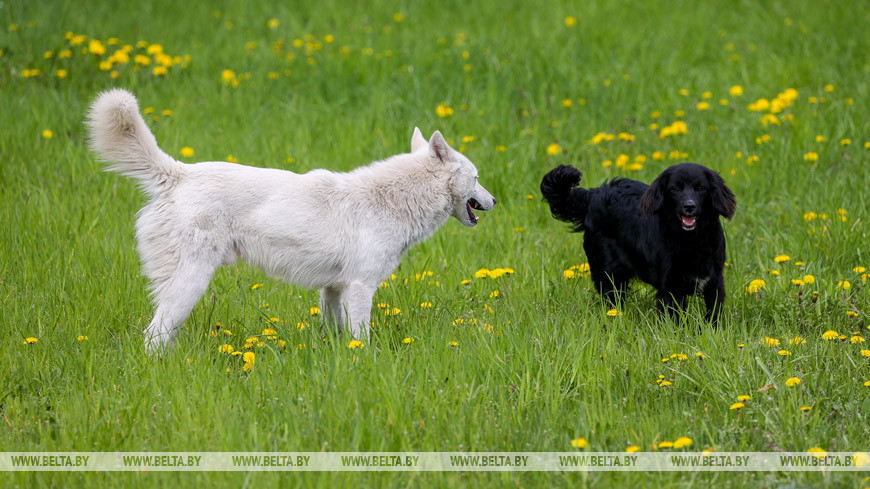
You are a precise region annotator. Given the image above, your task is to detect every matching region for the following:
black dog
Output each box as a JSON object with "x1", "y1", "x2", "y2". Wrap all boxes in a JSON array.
[{"x1": 541, "y1": 163, "x2": 736, "y2": 323}]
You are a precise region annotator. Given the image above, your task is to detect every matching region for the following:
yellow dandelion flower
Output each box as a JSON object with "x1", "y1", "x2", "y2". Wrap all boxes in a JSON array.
[
  {"x1": 571, "y1": 437, "x2": 587, "y2": 448},
  {"x1": 696, "y1": 101, "x2": 710, "y2": 111},
  {"x1": 861, "y1": 350, "x2": 870, "y2": 357},
  {"x1": 746, "y1": 279, "x2": 766, "y2": 293},
  {"x1": 180, "y1": 146, "x2": 194, "y2": 158},
  {"x1": 25, "y1": 337, "x2": 38, "y2": 344},
  {"x1": 309, "y1": 306, "x2": 320, "y2": 315},
  {"x1": 460, "y1": 279, "x2": 471, "y2": 285},
  {"x1": 403, "y1": 337, "x2": 414, "y2": 344},
  {"x1": 606, "y1": 309, "x2": 622, "y2": 317},
  {"x1": 42, "y1": 129, "x2": 53, "y2": 139},
  {"x1": 851, "y1": 336, "x2": 865, "y2": 344},
  {"x1": 546, "y1": 143, "x2": 563, "y2": 156},
  {"x1": 737, "y1": 395, "x2": 751, "y2": 402},
  {"x1": 626, "y1": 445, "x2": 640, "y2": 453},
  {"x1": 420, "y1": 301, "x2": 433, "y2": 308},
  {"x1": 448, "y1": 341, "x2": 458, "y2": 347},
  {"x1": 77, "y1": 335, "x2": 88, "y2": 341},
  {"x1": 658, "y1": 441, "x2": 674, "y2": 449},
  {"x1": 803, "y1": 274, "x2": 815, "y2": 284},
  {"x1": 800, "y1": 406, "x2": 812, "y2": 412},
  {"x1": 729, "y1": 402, "x2": 744, "y2": 410},
  {"x1": 347, "y1": 340, "x2": 364, "y2": 349},
  {"x1": 243, "y1": 352, "x2": 255, "y2": 364},
  {"x1": 761, "y1": 336, "x2": 780, "y2": 347},
  {"x1": 807, "y1": 447, "x2": 827, "y2": 458},
  {"x1": 267, "y1": 18, "x2": 280, "y2": 29},
  {"x1": 785, "y1": 377, "x2": 801, "y2": 387},
  {"x1": 838, "y1": 280, "x2": 851, "y2": 289},
  {"x1": 695, "y1": 352, "x2": 707, "y2": 359},
  {"x1": 822, "y1": 330, "x2": 839, "y2": 340},
  {"x1": 774, "y1": 254, "x2": 790, "y2": 263},
  {"x1": 87, "y1": 39, "x2": 106, "y2": 55},
  {"x1": 777, "y1": 350, "x2": 791, "y2": 356},
  {"x1": 219, "y1": 344, "x2": 234, "y2": 354},
  {"x1": 659, "y1": 381, "x2": 673, "y2": 387},
  {"x1": 243, "y1": 362, "x2": 253, "y2": 372},
  {"x1": 435, "y1": 103, "x2": 454, "y2": 118},
  {"x1": 840, "y1": 138, "x2": 851, "y2": 146},
  {"x1": 804, "y1": 152, "x2": 819, "y2": 162},
  {"x1": 55, "y1": 69, "x2": 67, "y2": 78},
  {"x1": 789, "y1": 336, "x2": 806, "y2": 345},
  {"x1": 729, "y1": 85, "x2": 743, "y2": 97},
  {"x1": 564, "y1": 16, "x2": 577, "y2": 27}
]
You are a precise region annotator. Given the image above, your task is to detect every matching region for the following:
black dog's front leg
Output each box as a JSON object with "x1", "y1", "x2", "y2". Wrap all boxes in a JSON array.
[
  {"x1": 655, "y1": 290, "x2": 687, "y2": 320},
  {"x1": 703, "y1": 278, "x2": 725, "y2": 325}
]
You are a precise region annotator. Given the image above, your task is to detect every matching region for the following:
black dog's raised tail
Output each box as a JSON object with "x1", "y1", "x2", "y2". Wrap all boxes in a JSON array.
[{"x1": 540, "y1": 165, "x2": 589, "y2": 231}]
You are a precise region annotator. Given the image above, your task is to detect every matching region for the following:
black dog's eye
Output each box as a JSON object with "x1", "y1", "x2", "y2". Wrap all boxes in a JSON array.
[
  {"x1": 670, "y1": 186, "x2": 682, "y2": 192},
  {"x1": 695, "y1": 185, "x2": 705, "y2": 191}
]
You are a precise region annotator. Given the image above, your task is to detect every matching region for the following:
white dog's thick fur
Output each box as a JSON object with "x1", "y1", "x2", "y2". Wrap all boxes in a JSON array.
[{"x1": 87, "y1": 89, "x2": 495, "y2": 352}]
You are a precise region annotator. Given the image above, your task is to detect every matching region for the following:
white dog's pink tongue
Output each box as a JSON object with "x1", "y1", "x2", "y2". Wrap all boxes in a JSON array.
[{"x1": 681, "y1": 215, "x2": 696, "y2": 227}]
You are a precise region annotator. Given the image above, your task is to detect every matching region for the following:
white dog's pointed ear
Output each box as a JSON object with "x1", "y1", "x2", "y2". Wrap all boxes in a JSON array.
[
  {"x1": 411, "y1": 127, "x2": 427, "y2": 152},
  {"x1": 429, "y1": 130, "x2": 450, "y2": 162}
]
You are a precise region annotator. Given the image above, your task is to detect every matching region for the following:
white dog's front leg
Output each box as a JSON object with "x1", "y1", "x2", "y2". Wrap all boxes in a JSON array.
[
  {"x1": 341, "y1": 283, "x2": 376, "y2": 340},
  {"x1": 320, "y1": 285, "x2": 345, "y2": 332}
]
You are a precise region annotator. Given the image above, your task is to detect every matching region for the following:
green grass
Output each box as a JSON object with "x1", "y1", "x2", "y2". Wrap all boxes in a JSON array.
[{"x1": 2, "y1": 0, "x2": 869, "y2": 487}]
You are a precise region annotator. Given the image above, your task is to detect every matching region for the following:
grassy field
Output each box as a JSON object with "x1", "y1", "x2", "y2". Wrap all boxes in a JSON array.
[{"x1": 2, "y1": 0, "x2": 869, "y2": 486}]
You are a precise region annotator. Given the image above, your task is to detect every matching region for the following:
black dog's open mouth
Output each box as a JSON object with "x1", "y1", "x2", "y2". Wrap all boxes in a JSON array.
[
  {"x1": 679, "y1": 214, "x2": 697, "y2": 231},
  {"x1": 467, "y1": 198, "x2": 485, "y2": 224}
]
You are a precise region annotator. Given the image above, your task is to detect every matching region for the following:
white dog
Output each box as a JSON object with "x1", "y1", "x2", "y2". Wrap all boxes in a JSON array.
[{"x1": 87, "y1": 89, "x2": 495, "y2": 352}]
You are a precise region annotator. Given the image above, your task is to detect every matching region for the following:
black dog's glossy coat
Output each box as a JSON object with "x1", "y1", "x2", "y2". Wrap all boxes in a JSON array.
[{"x1": 541, "y1": 163, "x2": 736, "y2": 323}]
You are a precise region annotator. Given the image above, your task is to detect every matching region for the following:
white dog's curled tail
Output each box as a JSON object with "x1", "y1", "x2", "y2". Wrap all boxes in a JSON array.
[{"x1": 87, "y1": 88, "x2": 183, "y2": 196}]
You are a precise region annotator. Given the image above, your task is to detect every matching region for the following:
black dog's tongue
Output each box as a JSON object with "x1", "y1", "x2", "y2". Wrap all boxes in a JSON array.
[{"x1": 681, "y1": 215, "x2": 696, "y2": 227}]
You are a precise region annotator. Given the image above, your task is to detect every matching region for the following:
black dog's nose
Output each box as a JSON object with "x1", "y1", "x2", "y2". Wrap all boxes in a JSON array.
[
  {"x1": 492, "y1": 197, "x2": 497, "y2": 206},
  {"x1": 682, "y1": 201, "x2": 697, "y2": 214}
]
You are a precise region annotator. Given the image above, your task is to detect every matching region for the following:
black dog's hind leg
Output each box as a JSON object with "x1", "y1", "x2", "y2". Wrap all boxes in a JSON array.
[
  {"x1": 655, "y1": 291, "x2": 688, "y2": 320},
  {"x1": 592, "y1": 269, "x2": 630, "y2": 307},
  {"x1": 703, "y1": 277, "x2": 725, "y2": 325}
]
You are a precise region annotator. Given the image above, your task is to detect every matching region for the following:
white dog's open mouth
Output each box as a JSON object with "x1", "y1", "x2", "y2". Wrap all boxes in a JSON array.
[
  {"x1": 679, "y1": 214, "x2": 697, "y2": 231},
  {"x1": 467, "y1": 198, "x2": 485, "y2": 225}
]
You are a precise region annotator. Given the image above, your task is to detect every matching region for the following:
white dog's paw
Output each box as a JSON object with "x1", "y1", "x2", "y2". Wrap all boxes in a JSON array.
[{"x1": 144, "y1": 332, "x2": 172, "y2": 355}]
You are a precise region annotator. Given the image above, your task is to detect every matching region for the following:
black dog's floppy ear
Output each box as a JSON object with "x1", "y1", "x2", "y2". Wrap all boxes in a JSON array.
[
  {"x1": 639, "y1": 171, "x2": 668, "y2": 218},
  {"x1": 707, "y1": 169, "x2": 737, "y2": 219}
]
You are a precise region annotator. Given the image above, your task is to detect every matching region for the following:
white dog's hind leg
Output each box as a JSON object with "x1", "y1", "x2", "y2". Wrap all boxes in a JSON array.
[
  {"x1": 144, "y1": 261, "x2": 216, "y2": 353},
  {"x1": 320, "y1": 285, "x2": 345, "y2": 332},
  {"x1": 341, "y1": 283, "x2": 376, "y2": 340}
]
